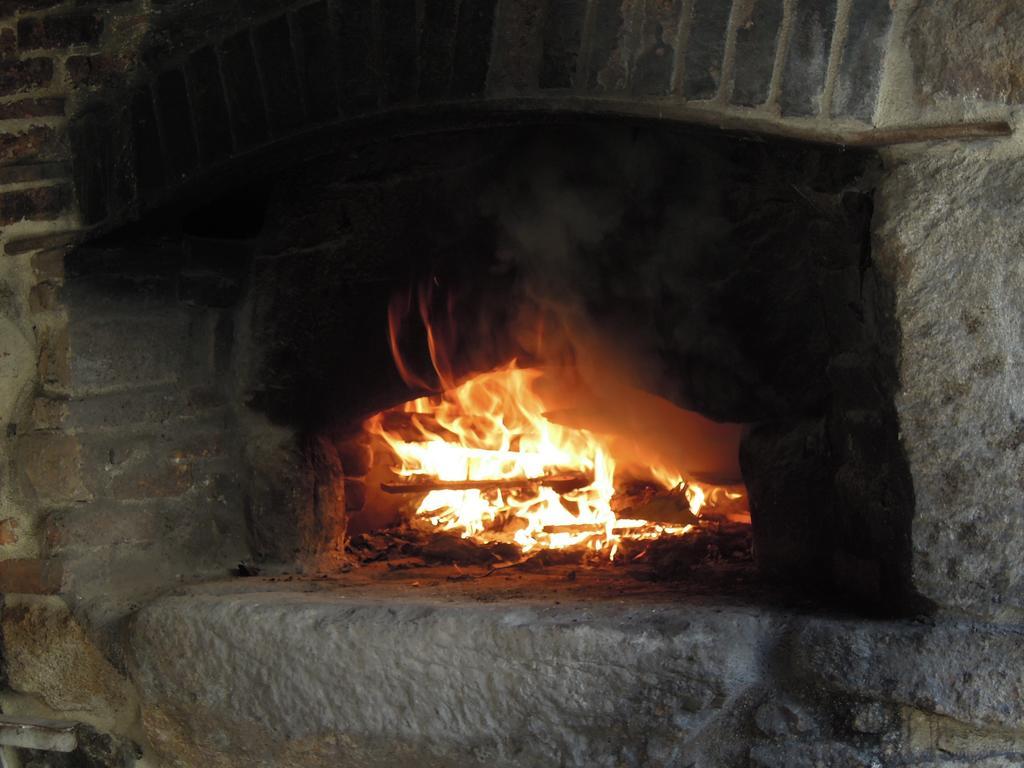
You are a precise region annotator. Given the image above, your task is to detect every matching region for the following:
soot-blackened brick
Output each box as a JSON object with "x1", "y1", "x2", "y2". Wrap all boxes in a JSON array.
[
  {"x1": 186, "y1": 46, "x2": 233, "y2": 165},
  {"x1": 293, "y1": 0, "x2": 338, "y2": 120},
  {"x1": 219, "y1": 30, "x2": 269, "y2": 150},
  {"x1": 0, "y1": 125, "x2": 58, "y2": 163},
  {"x1": 17, "y1": 13, "x2": 102, "y2": 50},
  {"x1": 0, "y1": 57, "x2": 51, "y2": 95},
  {"x1": 451, "y1": 0, "x2": 497, "y2": 96},
  {"x1": 70, "y1": 112, "x2": 109, "y2": 224},
  {"x1": 538, "y1": 0, "x2": 585, "y2": 89},
  {"x1": 333, "y1": 0, "x2": 377, "y2": 111},
  {"x1": 731, "y1": 0, "x2": 783, "y2": 106},
  {"x1": 586, "y1": 0, "x2": 624, "y2": 91},
  {"x1": 66, "y1": 53, "x2": 122, "y2": 88},
  {"x1": 779, "y1": 0, "x2": 837, "y2": 116},
  {"x1": 633, "y1": 22, "x2": 675, "y2": 95},
  {"x1": 381, "y1": 1, "x2": 418, "y2": 104},
  {"x1": 254, "y1": 15, "x2": 304, "y2": 135},
  {"x1": 832, "y1": 0, "x2": 891, "y2": 121},
  {"x1": 0, "y1": 97, "x2": 62, "y2": 118},
  {"x1": 156, "y1": 69, "x2": 199, "y2": 182},
  {"x1": 682, "y1": 0, "x2": 733, "y2": 100},
  {"x1": 419, "y1": 0, "x2": 458, "y2": 98},
  {"x1": 131, "y1": 86, "x2": 164, "y2": 197},
  {"x1": 0, "y1": 183, "x2": 70, "y2": 225}
]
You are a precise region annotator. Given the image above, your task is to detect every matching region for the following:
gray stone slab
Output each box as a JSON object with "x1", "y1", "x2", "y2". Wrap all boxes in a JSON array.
[
  {"x1": 832, "y1": 0, "x2": 892, "y2": 121},
  {"x1": 731, "y1": 0, "x2": 784, "y2": 107},
  {"x1": 127, "y1": 581, "x2": 1024, "y2": 767},
  {"x1": 779, "y1": 0, "x2": 836, "y2": 116},
  {"x1": 873, "y1": 144, "x2": 1024, "y2": 619}
]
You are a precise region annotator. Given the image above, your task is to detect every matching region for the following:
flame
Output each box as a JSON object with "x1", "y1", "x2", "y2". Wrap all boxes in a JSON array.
[{"x1": 362, "y1": 287, "x2": 744, "y2": 558}]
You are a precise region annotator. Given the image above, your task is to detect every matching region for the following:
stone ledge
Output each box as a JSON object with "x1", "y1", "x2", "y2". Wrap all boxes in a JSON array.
[{"x1": 127, "y1": 579, "x2": 1024, "y2": 768}]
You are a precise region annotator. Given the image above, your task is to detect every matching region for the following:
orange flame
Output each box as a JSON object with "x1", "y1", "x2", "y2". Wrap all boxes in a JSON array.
[{"x1": 365, "y1": 285, "x2": 745, "y2": 557}]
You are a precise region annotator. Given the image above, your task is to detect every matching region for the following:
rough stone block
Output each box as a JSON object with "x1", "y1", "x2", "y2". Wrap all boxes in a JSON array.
[
  {"x1": 68, "y1": 314, "x2": 190, "y2": 394},
  {"x1": 731, "y1": 0, "x2": 783, "y2": 106},
  {"x1": 219, "y1": 30, "x2": 268, "y2": 151},
  {"x1": 450, "y1": 0, "x2": 497, "y2": 97},
  {"x1": 15, "y1": 433, "x2": 88, "y2": 501},
  {"x1": 0, "y1": 0, "x2": 60, "y2": 19},
  {"x1": 682, "y1": 0, "x2": 732, "y2": 100},
  {"x1": 0, "y1": 559, "x2": 62, "y2": 593},
  {"x1": 253, "y1": 15, "x2": 303, "y2": 136},
  {"x1": 155, "y1": 68, "x2": 198, "y2": 182},
  {"x1": 291, "y1": 0, "x2": 338, "y2": 120},
  {"x1": 832, "y1": 0, "x2": 891, "y2": 121},
  {"x1": 538, "y1": 0, "x2": 585, "y2": 89},
  {"x1": 0, "y1": 183, "x2": 71, "y2": 225},
  {"x1": 873, "y1": 144, "x2": 1024, "y2": 618},
  {"x1": 17, "y1": 13, "x2": 102, "y2": 50},
  {"x1": 185, "y1": 46, "x2": 233, "y2": 165},
  {"x1": 906, "y1": 0, "x2": 1024, "y2": 106},
  {"x1": 0, "y1": 57, "x2": 50, "y2": 95},
  {"x1": 2, "y1": 598, "x2": 131, "y2": 712},
  {"x1": 779, "y1": 0, "x2": 836, "y2": 116}
]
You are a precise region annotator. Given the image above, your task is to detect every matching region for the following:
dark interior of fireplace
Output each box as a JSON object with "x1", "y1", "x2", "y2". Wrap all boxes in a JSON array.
[{"x1": 61, "y1": 117, "x2": 914, "y2": 616}]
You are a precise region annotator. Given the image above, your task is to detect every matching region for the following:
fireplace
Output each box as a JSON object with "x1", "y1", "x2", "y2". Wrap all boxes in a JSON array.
[{"x1": 1, "y1": 0, "x2": 1023, "y2": 766}]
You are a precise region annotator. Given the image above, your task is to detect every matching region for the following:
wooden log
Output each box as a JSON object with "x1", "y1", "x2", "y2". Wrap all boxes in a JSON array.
[{"x1": 381, "y1": 472, "x2": 589, "y2": 495}]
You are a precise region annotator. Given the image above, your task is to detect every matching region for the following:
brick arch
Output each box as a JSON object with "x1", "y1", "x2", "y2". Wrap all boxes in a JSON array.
[{"x1": 70, "y1": 0, "x2": 896, "y2": 231}]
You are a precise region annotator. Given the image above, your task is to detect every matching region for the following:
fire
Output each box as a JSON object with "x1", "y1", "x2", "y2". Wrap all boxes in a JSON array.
[
  {"x1": 361, "y1": 285, "x2": 747, "y2": 560},
  {"x1": 365, "y1": 364, "x2": 710, "y2": 557}
]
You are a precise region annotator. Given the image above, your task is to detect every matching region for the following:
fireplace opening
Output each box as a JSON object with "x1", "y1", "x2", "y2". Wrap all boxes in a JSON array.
[{"x1": 57, "y1": 116, "x2": 911, "y2": 616}]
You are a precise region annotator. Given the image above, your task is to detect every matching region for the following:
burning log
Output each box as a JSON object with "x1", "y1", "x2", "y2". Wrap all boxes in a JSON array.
[{"x1": 381, "y1": 472, "x2": 590, "y2": 495}]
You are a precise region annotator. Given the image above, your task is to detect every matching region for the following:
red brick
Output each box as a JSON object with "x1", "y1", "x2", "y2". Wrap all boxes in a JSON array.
[
  {"x1": 28, "y1": 280, "x2": 58, "y2": 311},
  {"x1": 17, "y1": 14, "x2": 102, "y2": 50},
  {"x1": 0, "y1": 96, "x2": 63, "y2": 119},
  {"x1": 0, "y1": 125, "x2": 60, "y2": 163},
  {"x1": 0, "y1": 57, "x2": 51, "y2": 95},
  {"x1": 31, "y1": 247, "x2": 65, "y2": 280},
  {"x1": 30, "y1": 396, "x2": 65, "y2": 429},
  {"x1": 0, "y1": 517, "x2": 18, "y2": 545},
  {"x1": 0, "y1": 558, "x2": 62, "y2": 594},
  {"x1": 36, "y1": 323, "x2": 69, "y2": 389},
  {"x1": 0, "y1": 184, "x2": 71, "y2": 224},
  {"x1": 66, "y1": 52, "x2": 122, "y2": 88},
  {"x1": 0, "y1": 161, "x2": 67, "y2": 185}
]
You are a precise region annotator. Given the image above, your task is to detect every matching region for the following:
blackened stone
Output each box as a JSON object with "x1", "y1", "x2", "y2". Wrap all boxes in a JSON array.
[
  {"x1": 219, "y1": 30, "x2": 268, "y2": 150},
  {"x1": 419, "y1": 0, "x2": 458, "y2": 98},
  {"x1": 186, "y1": 46, "x2": 233, "y2": 165},
  {"x1": 832, "y1": 0, "x2": 892, "y2": 121},
  {"x1": 69, "y1": 111, "x2": 109, "y2": 225},
  {"x1": 253, "y1": 15, "x2": 304, "y2": 135},
  {"x1": 155, "y1": 69, "x2": 199, "y2": 183},
  {"x1": 333, "y1": 0, "x2": 377, "y2": 111},
  {"x1": 633, "y1": 26, "x2": 674, "y2": 96},
  {"x1": 0, "y1": 57, "x2": 51, "y2": 95},
  {"x1": 130, "y1": 86, "x2": 163, "y2": 197},
  {"x1": 538, "y1": 0, "x2": 585, "y2": 89},
  {"x1": 17, "y1": 13, "x2": 102, "y2": 50},
  {"x1": 0, "y1": 160, "x2": 66, "y2": 185},
  {"x1": 294, "y1": 0, "x2": 338, "y2": 120},
  {"x1": 585, "y1": 0, "x2": 624, "y2": 91},
  {"x1": 683, "y1": 0, "x2": 733, "y2": 100},
  {"x1": 451, "y1": 0, "x2": 497, "y2": 96},
  {"x1": 731, "y1": 0, "x2": 783, "y2": 106},
  {"x1": 779, "y1": 0, "x2": 836, "y2": 116},
  {"x1": 381, "y1": 1, "x2": 418, "y2": 104},
  {"x1": 740, "y1": 419, "x2": 833, "y2": 581}
]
